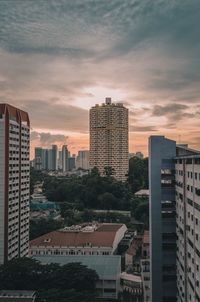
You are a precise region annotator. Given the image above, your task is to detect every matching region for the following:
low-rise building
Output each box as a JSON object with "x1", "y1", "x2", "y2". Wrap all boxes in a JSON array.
[
  {"x1": 125, "y1": 235, "x2": 142, "y2": 272},
  {"x1": 30, "y1": 223, "x2": 127, "y2": 257},
  {"x1": 121, "y1": 272, "x2": 143, "y2": 299},
  {"x1": 134, "y1": 189, "x2": 149, "y2": 198},
  {"x1": 140, "y1": 231, "x2": 150, "y2": 302},
  {"x1": 34, "y1": 255, "x2": 121, "y2": 300},
  {"x1": 0, "y1": 291, "x2": 36, "y2": 302}
]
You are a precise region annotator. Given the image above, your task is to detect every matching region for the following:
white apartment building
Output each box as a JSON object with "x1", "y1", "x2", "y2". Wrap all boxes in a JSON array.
[
  {"x1": 176, "y1": 151, "x2": 200, "y2": 302},
  {"x1": 90, "y1": 98, "x2": 129, "y2": 182},
  {"x1": 0, "y1": 104, "x2": 30, "y2": 264},
  {"x1": 29, "y1": 223, "x2": 127, "y2": 257}
]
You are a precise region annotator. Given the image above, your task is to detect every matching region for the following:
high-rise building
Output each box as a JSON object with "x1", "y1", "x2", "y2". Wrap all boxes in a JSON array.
[
  {"x1": 175, "y1": 147, "x2": 200, "y2": 302},
  {"x1": 0, "y1": 104, "x2": 30, "y2": 264},
  {"x1": 76, "y1": 150, "x2": 90, "y2": 170},
  {"x1": 62, "y1": 145, "x2": 69, "y2": 172},
  {"x1": 34, "y1": 147, "x2": 49, "y2": 171},
  {"x1": 34, "y1": 147, "x2": 42, "y2": 170},
  {"x1": 51, "y1": 145, "x2": 58, "y2": 171},
  {"x1": 68, "y1": 157, "x2": 76, "y2": 171},
  {"x1": 149, "y1": 136, "x2": 177, "y2": 302},
  {"x1": 58, "y1": 150, "x2": 62, "y2": 170},
  {"x1": 149, "y1": 136, "x2": 200, "y2": 302},
  {"x1": 42, "y1": 148, "x2": 48, "y2": 170},
  {"x1": 90, "y1": 98, "x2": 129, "y2": 181}
]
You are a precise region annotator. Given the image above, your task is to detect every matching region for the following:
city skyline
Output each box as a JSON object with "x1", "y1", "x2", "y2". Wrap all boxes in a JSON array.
[{"x1": 0, "y1": 1, "x2": 200, "y2": 158}]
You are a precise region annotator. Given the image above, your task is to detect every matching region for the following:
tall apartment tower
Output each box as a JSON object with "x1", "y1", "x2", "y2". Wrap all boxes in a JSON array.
[
  {"x1": 90, "y1": 98, "x2": 129, "y2": 181},
  {"x1": 149, "y1": 136, "x2": 177, "y2": 302},
  {"x1": 0, "y1": 104, "x2": 30, "y2": 264},
  {"x1": 149, "y1": 136, "x2": 200, "y2": 302},
  {"x1": 175, "y1": 147, "x2": 200, "y2": 302}
]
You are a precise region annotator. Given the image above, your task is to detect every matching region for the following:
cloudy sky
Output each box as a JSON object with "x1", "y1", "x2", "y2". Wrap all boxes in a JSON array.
[{"x1": 0, "y1": 0, "x2": 200, "y2": 158}]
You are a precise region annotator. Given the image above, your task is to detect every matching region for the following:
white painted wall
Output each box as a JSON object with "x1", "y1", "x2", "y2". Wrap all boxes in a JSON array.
[{"x1": 0, "y1": 117, "x2": 5, "y2": 264}]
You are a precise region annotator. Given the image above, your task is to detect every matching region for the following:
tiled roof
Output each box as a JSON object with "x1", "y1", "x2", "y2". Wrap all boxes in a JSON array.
[{"x1": 30, "y1": 224, "x2": 124, "y2": 248}]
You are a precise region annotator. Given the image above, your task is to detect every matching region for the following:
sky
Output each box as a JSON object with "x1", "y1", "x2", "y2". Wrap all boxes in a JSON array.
[{"x1": 0, "y1": 0, "x2": 200, "y2": 158}]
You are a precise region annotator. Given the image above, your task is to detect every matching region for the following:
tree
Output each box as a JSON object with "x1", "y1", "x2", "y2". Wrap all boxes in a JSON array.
[
  {"x1": 103, "y1": 166, "x2": 115, "y2": 178},
  {"x1": 30, "y1": 219, "x2": 64, "y2": 240},
  {"x1": 0, "y1": 258, "x2": 99, "y2": 302},
  {"x1": 128, "y1": 157, "x2": 148, "y2": 193}
]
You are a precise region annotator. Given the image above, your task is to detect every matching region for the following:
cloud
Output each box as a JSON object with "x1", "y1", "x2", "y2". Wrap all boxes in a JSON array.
[
  {"x1": 151, "y1": 103, "x2": 198, "y2": 122},
  {"x1": 130, "y1": 125, "x2": 157, "y2": 132},
  {"x1": 152, "y1": 103, "x2": 188, "y2": 116},
  {"x1": 0, "y1": 0, "x2": 200, "y2": 155},
  {"x1": 31, "y1": 131, "x2": 68, "y2": 146}
]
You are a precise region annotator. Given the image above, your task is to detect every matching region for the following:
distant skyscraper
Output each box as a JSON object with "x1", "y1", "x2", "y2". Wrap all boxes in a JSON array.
[
  {"x1": 68, "y1": 157, "x2": 76, "y2": 171},
  {"x1": 62, "y1": 145, "x2": 69, "y2": 172},
  {"x1": 51, "y1": 145, "x2": 58, "y2": 171},
  {"x1": 42, "y1": 148, "x2": 48, "y2": 170},
  {"x1": 90, "y1": 98, "x2": 129, "y2": 181},
  {"x1": 34, "y1": 147, "x2": 42, "y2": 170},
  {"x1": 76, "y1": 150, "x2": 90, "y2": 170},
  {"x1": 58, "y1": 150, "x2": 63, "y2": 170},
  {"x1": 0, "y1": 104, "x2": 30, "y2": 264}
]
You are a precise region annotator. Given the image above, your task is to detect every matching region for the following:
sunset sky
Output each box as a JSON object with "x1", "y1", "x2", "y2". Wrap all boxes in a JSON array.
[{"x1": 0, "y1": 0, "x2": 200, "y2": 158}]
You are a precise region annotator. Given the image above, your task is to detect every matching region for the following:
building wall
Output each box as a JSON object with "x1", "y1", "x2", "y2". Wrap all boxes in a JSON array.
[
  {"x1": 0, "y1": 116, "x2": 5, "y2": 263},
  {"x1": 113, "y1": 224, "x2": 128, "y2": 252},
  {"x1": 90, "y1": 98, "x2": 129, "y2": 182},
  {"x1": 76, "y1": 150, "x2": 90, "y2": 170},
  {"x1": 0, "y1": 104, "x2": 30, "y2": 263},
  {"x1": 176, "y1": 156, "x2": 200, "y2": 302},
  {"x1": 141, "y1": 259, "x2": 150, "y2": 302},
  {"x1": 62, "y1": 145, "x2": 69, "y2": 172},
  {"x1": 34, "y1": 147, "x2": 42, "y2": 170},
  {"x1": 149, "y1": 136, "x2": 177, "y2": 302}
]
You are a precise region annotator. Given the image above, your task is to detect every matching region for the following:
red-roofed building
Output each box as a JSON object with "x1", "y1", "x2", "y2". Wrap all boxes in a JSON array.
[{"x1": 30, "y1": 223, "x2": 127, "y2": 257}]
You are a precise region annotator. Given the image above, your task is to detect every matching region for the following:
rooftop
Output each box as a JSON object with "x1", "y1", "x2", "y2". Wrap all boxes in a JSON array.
[
  {"x1": 30, "y1": 223, "x2": 124, "y2": 248},
  {"x1": 121, "y1": 272, "x2": 142, "y2": 284},
  {"x1": 134, "y1": 189, "x2": 149, "y2": 197},
  {"x1": 34, "y1": 255, "x2": 121, "y2": 279},
  {"x1": 0, "y1": 291, "x2": 36, "y2": 298}
]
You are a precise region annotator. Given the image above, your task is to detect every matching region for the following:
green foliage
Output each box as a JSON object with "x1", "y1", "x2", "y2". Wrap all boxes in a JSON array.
[
  {"x1": 30, "y1": 168, "x2": 45, "y2": 195},
  {"x1": 30, "y1": 158, "x2": 149, "y2": 229},
  {"x1": 128, "y1": 157, "x2": 148, "y2": 193},
  {"x1": 0, "y1": 258, "x2": 99, "y2": 302},
  {"x1": 103, "y1": 166, "x2": 115, "y2": 177},
  {"x1": 131, "y1": 197, "x2": 149, "y2": 228},
  {"x1": 30, "y1": 219, "x2": 64, "y2": 240},
  {"x1": 42, "y1": 169, "x2": 132, "y2": 211}
]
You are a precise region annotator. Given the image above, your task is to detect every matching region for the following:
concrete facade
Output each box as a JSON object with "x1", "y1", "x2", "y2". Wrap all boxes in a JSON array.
[
  {"x1": 90, "y1": 98, "x2": 129, "y2": 182},
  {"x1": 149, "y1": 136, "x2": 177, "y2": 302},
  {"x1": 176, "y1": 153, "x2": 200, "y2": 302},
  {"x1": 0, "y1": 104, "x2": 30, "y2": 264}
]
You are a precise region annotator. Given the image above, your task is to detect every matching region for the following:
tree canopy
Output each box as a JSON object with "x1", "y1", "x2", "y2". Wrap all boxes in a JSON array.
[{"x1": 0, "y1": 258, "x2": 99, "y2": 302}]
